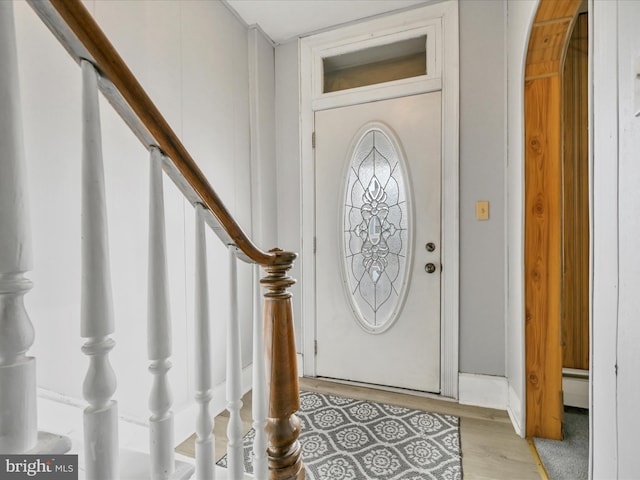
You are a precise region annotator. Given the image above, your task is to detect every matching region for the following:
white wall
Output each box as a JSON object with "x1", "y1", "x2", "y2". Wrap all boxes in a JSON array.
[
  {"x1": 590, "y1": 1, "x2": 618, "y2": 474},
  {"x1": 591, "y1": 0, "x2": 640, "y2": 476},
  {"x1": 14, "y1": 0, "x2": 259, "y2": 424},
  {"x1": 611, "y1": 1, "x2": 640, "y2": 472},
  {"x1": 249, "y1": 27, "x2": 278, "y2": 250},
  {"x1": 274, "y1": 40, "x2": 303, "y2": 351},
  {"x1": 504, "y1": 0, "x2": 537, "y2": 437}
]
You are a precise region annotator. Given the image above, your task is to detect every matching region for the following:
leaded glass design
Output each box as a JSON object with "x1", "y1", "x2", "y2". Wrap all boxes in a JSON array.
[{"x1": 342, "y1": 127, "x2": 411, "y2": 332}]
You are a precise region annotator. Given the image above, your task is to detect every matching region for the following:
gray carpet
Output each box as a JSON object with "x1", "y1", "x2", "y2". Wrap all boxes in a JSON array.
[
  {"x1": 218, "y1": 390, "x2": 462, "y2": 479},
  {"x1": 533, "y1": 408, "x2": 588, "y2": 479}
]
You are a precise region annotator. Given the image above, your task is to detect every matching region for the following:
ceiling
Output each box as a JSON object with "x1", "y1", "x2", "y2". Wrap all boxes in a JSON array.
[{"x1": 225, "y1": 0, "x2": 428, "y2": 44}]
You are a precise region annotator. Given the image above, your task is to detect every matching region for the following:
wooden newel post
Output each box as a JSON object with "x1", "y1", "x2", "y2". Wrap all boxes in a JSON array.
[{"x1": 261, "y1": 249, "x2": 305, "y2": 480}]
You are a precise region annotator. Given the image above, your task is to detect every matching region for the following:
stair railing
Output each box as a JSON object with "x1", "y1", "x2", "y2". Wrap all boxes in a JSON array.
[{"x1": 0, "y1": 1, "x2": 304, "y2": 479}]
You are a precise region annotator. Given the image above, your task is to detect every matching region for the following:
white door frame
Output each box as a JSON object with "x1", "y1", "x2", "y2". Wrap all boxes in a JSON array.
[{"x1": 299, "y1": 0, "x2": 460, "y2": 399}]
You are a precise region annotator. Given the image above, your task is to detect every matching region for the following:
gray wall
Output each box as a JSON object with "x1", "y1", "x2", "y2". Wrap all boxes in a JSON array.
[
  {"x1": 458, "y1": 0, "x2": 506, "y2": 376},
  {"x1": 275, "y1": 0, "x2": 508, "y2": 377}
]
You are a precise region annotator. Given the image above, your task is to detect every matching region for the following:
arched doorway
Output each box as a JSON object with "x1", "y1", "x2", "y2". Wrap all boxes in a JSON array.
[{"x1": 524, "y1": 0, "x2": 584, "y2": 439}]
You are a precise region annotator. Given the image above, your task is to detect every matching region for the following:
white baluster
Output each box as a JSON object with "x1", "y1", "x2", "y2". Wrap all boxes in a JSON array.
[
  {"x1": 0, "y1": 1, "x2": 36, "y2": 454},
  {"x1": 194, "y1": 204, "x2": 215, "y2": 480},
  {"x1": 226, "y1": 248, "x2": 244, "y2": 478},
  {"x1": 148, "y1": 148, "x2": 175, "y2": 480},
  {"x1": 80, "y1": 59, "x2": 119, "y2": 480},
  {"x1": 251, "y1": 264, "x2": 268, "y2": 479}
]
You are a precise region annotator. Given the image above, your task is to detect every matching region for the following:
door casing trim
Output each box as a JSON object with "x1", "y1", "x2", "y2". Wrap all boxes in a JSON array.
[
  {"x1": 523, "y1": 0, "x2": 583, "y2": 439},
  {"x1": 299, "y1": 0, "x2": 460, "y2": 398}
]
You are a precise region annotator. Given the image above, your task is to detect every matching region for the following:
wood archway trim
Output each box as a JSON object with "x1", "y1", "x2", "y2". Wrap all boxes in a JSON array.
[{"x1": 524, "y1": 0, "x2": 581, "y2": 439}]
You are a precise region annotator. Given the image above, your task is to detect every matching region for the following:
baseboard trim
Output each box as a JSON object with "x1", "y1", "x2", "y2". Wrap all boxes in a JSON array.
[
  {"x1": 507, "y1": 384, "x2": 525, "y2": 437},
  {"x1": 458, "y1": 373, "x2": 508, "y2": 410},
  {"x1": 562, "y1": 374, "x2": 589, "y2": 409}
]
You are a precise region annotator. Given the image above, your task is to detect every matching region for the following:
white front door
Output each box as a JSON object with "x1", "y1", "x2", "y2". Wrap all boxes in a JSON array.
[{"x1": 315, "y1": 92, "x2": 442, "y2": 393}]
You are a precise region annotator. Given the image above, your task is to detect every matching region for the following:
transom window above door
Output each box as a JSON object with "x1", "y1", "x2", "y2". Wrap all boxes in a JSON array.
[
  {"x1": 323, "y1": 36, "x2": 427, "y2": 93},
  {"x1": 305, "y1": 14, "x2": 442, "y2": 111}
]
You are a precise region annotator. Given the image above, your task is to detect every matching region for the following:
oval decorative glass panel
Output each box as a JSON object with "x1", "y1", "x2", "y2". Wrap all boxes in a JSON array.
[{"x1": 342, "y1": 125, "x2": 412, "y2": 333}]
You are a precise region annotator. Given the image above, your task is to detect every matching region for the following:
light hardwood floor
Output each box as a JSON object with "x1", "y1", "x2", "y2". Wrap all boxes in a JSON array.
[{"x1": 176, "y1": 377, "x2": 542, "y2": 479}]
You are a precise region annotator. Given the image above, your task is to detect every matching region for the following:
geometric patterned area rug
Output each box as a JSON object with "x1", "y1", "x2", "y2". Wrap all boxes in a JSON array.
[{"x1": 218, "y1": 391, "x2": 462, "y2": 479}]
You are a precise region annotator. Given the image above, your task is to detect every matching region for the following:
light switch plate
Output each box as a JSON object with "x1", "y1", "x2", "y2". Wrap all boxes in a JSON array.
[
  {"x1": 635, "y1": 57, "x2": 640, "y2": 117},
  {"x1": 476, "y1": 201, "x2": 489, "y2": 220}
]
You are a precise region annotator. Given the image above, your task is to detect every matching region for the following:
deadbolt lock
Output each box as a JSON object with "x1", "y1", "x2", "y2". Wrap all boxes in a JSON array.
[{"x1": 425, "y1": 242, "x2": 436, "y2": 252}]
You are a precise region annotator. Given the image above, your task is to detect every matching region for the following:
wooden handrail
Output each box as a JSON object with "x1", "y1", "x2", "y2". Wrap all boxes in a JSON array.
[
  {"x1": 28, "y1": 0, "x2": 282, "y2": 267},
  {"x1": 26, "y1": 1, "x2": 305, "y2": 478}
]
